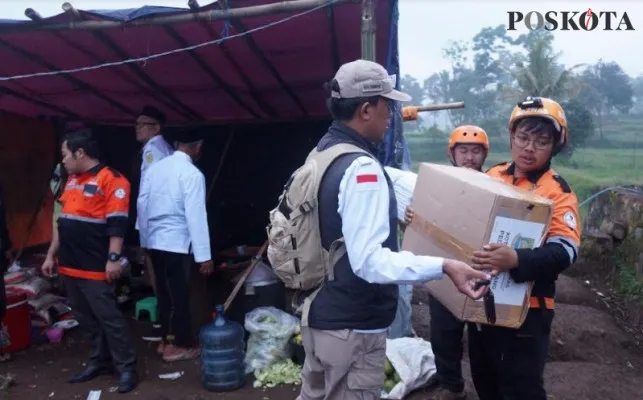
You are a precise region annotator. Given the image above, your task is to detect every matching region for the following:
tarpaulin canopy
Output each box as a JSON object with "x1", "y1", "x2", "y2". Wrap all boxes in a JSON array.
[{"x1": 0, "y1": 0, "x2": 399, "y2": 127}]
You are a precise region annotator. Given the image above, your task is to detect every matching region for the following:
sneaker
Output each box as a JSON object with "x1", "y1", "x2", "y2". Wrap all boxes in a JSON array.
[{"x1": 141, "y1": 325, "x2": 163, "y2": 342}]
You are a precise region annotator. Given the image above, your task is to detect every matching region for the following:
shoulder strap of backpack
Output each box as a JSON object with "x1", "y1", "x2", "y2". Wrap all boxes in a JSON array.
[
  {"x1": 279, "y1": 143, "x2": 370, "y2": 223},
  {"x1": 308, "y1": 142, "x2": 372, "y2": 274},
  {"x1": 298, "y1": 143, "x2": 373, "y2": 327},
  {"x1": 299, "y1": 236, "x2": 346, "y2": 327},
  {"x1": 306, "y1": 142, "x2": 370, "y2": 163}
]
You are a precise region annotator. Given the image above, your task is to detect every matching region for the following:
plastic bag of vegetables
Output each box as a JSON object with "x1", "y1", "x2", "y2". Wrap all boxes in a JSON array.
[
  {"x1": 244, "y1": 306, "x2": 300, "y2": 373},
  {"x1": 381, "y1": 337, "x2": 437, "y2": 399}
]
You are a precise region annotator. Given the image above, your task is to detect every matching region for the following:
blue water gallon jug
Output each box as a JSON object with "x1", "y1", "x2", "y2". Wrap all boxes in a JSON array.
[{"x1": 199, "y1": 304, "x2": 246, "y2": 391}]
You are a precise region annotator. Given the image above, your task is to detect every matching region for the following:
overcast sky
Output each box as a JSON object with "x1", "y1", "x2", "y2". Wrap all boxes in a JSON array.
[{"x1": 2, "y1": 0, "x2": 642, "y2": 82}]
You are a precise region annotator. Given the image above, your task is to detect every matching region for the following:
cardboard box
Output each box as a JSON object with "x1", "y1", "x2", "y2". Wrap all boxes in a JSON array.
[{"x1": 402, "y1": 163, "x2": 553, "y2": 328}]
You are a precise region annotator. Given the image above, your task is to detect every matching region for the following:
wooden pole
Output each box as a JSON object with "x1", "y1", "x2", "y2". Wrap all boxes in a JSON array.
[
  {"x1": 0, "y1": 0, "x2": 356, "y2": 34},
  {"x1": 360, "y1": 0, "x2": 375, "y2": 61},
  {"x1": 191, "y1": 128, "x2": 234, "y2": 329},
  {"x1": 24, "y1": 8, "x2": 43, "y2": 21},
  {"x1": 206, "y1": 129, "x2": 234, "y2": 203},
  {"x1": 416, "y1": 102, "x2": 465, "y2": 112},
  {"x1": 223, "y1": 240, "x2": 269, "y2": 312},
  {"x1": 187, "y1": 0, "x2": 200, "y2": 11}
]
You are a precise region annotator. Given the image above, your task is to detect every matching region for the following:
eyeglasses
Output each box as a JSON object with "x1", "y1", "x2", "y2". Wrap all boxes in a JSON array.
[{"x1": 511, "y1": 133, "x2": 553, "y2": 150}]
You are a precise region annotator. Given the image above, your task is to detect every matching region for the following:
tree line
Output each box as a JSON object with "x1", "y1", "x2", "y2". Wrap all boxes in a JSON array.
[{"x1": 400, "y1": 26, "x2": 642, "y2": 159}]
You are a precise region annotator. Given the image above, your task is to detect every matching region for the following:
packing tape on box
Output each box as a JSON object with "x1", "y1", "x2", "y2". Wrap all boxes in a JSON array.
[{"x1": 409, "y1": 213, "x2": 475, "y2": 261}]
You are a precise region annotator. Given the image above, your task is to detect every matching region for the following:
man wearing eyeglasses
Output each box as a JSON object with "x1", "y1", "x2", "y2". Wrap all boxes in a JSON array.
[
  {"x1": 134, "y1": 105, "x2": 173, "y2": 343},
  {"x1": 136, "y1": 106, "x2": 173, "y2": 170},
  {"x1": 468, "y1": 97, "x2": 581, "y2": 400}
]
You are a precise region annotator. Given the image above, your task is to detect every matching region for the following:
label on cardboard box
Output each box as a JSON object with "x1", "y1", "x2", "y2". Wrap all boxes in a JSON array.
[{"x1": 478, "y1": 216, "x2": 546, "y2": 307}]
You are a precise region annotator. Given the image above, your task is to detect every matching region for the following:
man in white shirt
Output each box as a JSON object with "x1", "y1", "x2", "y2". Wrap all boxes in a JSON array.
[
  {"x1": 297, "y1": 60, "x2": 490, "y2": 400},
  {"x1": 136, "y1": 106, "x2": 174, "y2": 177},
  {"x1": 134, "y1": 106, "x2": 173, "y2": 341},
  {"x1": 137, "y1": 128, "x2": 214, "y2": 362}
]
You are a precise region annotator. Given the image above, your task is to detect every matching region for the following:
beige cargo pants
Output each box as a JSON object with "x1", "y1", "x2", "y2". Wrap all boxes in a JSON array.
[{"x1": 297, "y1": 327, "x2": 387, "y2": 400}]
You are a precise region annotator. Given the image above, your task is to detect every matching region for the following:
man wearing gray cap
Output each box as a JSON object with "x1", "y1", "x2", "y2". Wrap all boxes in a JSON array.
[{"x1": 295, "y1": 60, "x2": 489, "y2": 400}]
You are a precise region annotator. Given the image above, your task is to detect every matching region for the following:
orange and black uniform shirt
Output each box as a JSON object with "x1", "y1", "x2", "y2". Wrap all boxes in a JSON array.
[
  {"x1": 486, "y1": 162, "x2": 581, "y2": 308},
  {"x1": 57, "y1": 163, "x2": 130, "y2": 280}
]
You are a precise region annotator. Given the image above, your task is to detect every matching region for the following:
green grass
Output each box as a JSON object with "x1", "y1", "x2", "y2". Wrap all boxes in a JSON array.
[
  {"x1": 618, "y1": 264, "x2": 643, "y2": 306},
  {"x1": 613, "y1": 233, "x2": 643, "y2": 306}
]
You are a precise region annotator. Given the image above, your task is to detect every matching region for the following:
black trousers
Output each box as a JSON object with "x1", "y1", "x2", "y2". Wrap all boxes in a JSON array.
[
  {"x1": 429, "y1": 295, "x2": 465, "y2": 392},
  {"x1": 63, "y1": 276, "x2": 136, "y2": 372},
  {"x1": 148, "y1": 250, "x2": 193, "y2": 347},
  {"x1": 468, "y1": 308, "x2": 554, "y2": 400}
]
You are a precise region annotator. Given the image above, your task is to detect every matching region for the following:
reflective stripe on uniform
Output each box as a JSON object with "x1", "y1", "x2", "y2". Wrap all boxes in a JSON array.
[
  {"x1": 59, "y1": 266, "x2": 107, "y2": 281},
  {"x1": 529, "y1": 296, "x2": 554, "y2": 309},
  {"x1": 546, "y1": 235, "x2": 578, "y2": 263},
  {"x1": 65, "y1": 184, "x2": 84, "y2": 191},
  {"x1": 59, "y1": 213, "x2": 106, "y2": 224},
  {"x1": 106, "y1": 211, "x2": 129, "y2": 218}
]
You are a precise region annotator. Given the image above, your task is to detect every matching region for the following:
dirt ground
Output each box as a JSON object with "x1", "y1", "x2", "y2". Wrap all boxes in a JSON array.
[{"x1": 2, "y1": 272, "x2": 643, "y2": 400}]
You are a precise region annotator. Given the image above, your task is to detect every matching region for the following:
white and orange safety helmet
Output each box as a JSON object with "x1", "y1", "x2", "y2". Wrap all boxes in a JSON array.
[{"x1": 508, "y1": 96, "x2": 568, "y2": 155}]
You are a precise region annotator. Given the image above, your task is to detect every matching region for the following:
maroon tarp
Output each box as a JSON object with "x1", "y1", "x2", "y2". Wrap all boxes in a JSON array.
[{"x1": 0, "y1": 0, "x2": 394, "y2": 125}]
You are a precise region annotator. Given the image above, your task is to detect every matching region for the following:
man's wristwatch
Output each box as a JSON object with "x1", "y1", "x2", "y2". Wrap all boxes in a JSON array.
[{"x1": 108, "y1": 252, "x2": 122, "y2": 262}]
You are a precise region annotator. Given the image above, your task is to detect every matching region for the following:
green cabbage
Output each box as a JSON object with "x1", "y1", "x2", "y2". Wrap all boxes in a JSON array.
[{"x1": 252, "y1": 359, "x2": 302, "y2": 389}]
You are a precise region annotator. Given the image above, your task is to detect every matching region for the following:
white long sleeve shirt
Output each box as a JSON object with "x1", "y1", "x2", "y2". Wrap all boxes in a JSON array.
[
  {"x1": 141, "y1": 135, "x2": 174, "y2": 176},
  {"x1": 137, "y1": 151, "x2": 211, "y2": 263},
  {"x1": 338, "y1": 156, "x2": 444, "y2": 285},
  {"x1": 136, "y1": 135, "x2": 174, "y2": 232},
  {"x1": 383, "y1": 166, "x2": 418, "y2": 224}
]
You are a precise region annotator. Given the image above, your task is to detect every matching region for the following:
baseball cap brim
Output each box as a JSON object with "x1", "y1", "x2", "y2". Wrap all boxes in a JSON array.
[{"x1": 381, "y1": 89, "x2": 412, "y2": 102}]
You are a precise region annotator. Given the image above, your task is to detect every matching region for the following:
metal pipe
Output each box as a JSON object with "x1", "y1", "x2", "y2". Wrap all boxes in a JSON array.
[
  {"x1": 360, "y1": 0, "x2": 375, "y2": 61},
  {"x1": 0, "y1": 0, "x2": 355, "y2": 33}
]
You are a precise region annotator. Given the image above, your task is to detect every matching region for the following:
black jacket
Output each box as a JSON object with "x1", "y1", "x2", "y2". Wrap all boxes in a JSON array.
[{"x1": 308, "y1": 122, "x2": 399, "y2": 330}]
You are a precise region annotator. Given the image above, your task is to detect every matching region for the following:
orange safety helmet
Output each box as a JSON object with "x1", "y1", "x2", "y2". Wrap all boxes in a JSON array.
[
  {"x1": 508, "y1": 96, "x2": 568, "y2": 155},
  {"x1": 447, "y1": 125, "x2": 490, "y2": 164}
]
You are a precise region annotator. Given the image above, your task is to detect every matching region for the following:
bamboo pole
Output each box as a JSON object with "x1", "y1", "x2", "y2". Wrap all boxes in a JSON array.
[
  {"x1": 223, "y1": 240, "x2": 269, "y2": 312},
  {"x1": 360, "y1": 0, "x2": 375, "y2": 61},
  {"x1": 206, "y1": 129, "x2": 234, "y2": 203},
  {"x1": 417, "y1": 102, "x2": 465, "y2": 112},
  {"x1": 0, "y1": 0, "x2": 356, "y2": 34},
  {"x1": 401, "y1": 102, "x2": 465, "y2": 122}
]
